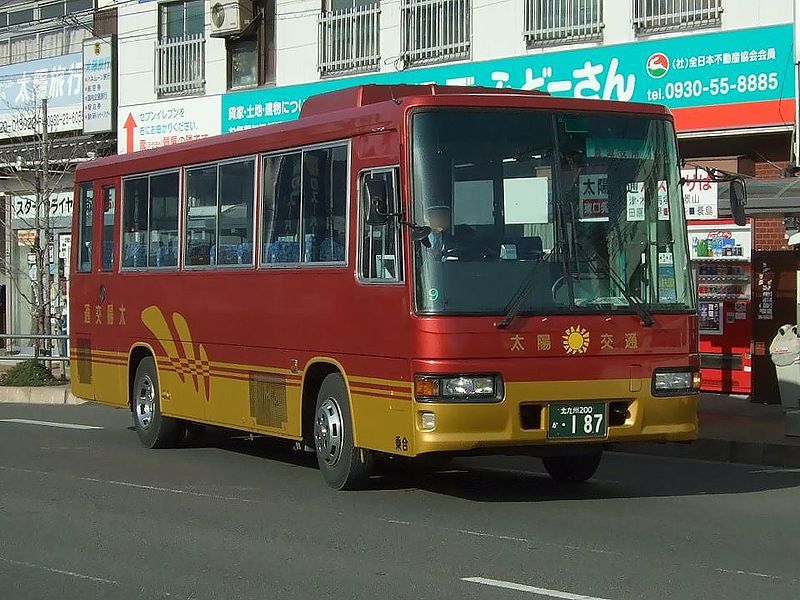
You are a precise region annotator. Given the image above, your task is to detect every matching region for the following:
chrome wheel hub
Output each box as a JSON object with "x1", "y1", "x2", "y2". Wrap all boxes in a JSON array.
[
  {"x1": 314, "y1": 397, "x2": 343, "y2": 467},
  {"x1": 135, "y1": 375, "x2": 155, "y2": 430}
]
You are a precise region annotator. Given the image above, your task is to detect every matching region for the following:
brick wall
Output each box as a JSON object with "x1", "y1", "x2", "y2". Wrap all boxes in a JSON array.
[
  {"x1": 753, "y1": 216, "x2": 792, "y2": 251},
  {"x1": 754, "y1": 159, "x2": 789, "y2": 179}
]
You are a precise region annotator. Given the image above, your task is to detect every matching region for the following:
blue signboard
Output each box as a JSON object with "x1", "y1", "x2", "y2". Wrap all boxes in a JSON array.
[
  {"x1": 0, "y1": 52, "x2": 84, "y2": 137},
  {"x1": 222, "y1": 23, "x2": 795, "y2": 133}
]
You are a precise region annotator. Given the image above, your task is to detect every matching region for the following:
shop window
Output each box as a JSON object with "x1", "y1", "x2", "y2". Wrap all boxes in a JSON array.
[{"x1": 226, "y1": 0, "x2": 276, "y2": 90}]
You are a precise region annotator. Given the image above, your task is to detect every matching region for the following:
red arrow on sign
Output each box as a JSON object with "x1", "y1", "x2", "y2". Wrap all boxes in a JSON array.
[{"x1": 123, "y1": 113, "x2": 137, "y2": 154}]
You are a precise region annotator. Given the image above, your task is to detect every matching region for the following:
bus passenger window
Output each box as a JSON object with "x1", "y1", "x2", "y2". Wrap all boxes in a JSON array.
[
  {"x1": 186, "y1": 165, "x2": 218, "y2": 266},
  {"x1": 360, "y1": 169, "x2": 401, "y2": 282},
  {"x1": 302, "y1": 144, "x2": 347, "y2": 263},
  {"x1": 149, "y1": 172, "x2": 179, "y2": 267},
  {"x1": 218, "y1": 159, "x2": 255, "y2": 266},
  {"x1": 122, "y1": 177, "x2": 149, "y2": 268},
  {"x1": 262, "y1": 152, "x2": 302, "y2": 265},
  {"x1": 77, "y1": 183, "x2": 94, "y2": 272},
  {"x1": 100, "y1": 186, "x2": 115, "y2": 271}
]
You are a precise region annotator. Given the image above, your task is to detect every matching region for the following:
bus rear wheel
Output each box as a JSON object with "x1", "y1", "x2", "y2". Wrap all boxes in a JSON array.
[
  {"x1": 131, "y1": 356, "x2": 183, "y2": 449},
  {"x1": 313, "y1": 373, "x2": 372, "y2": 490},
  {"x1": 542, "y1": 450, "x2": 602, "y2": 483}
]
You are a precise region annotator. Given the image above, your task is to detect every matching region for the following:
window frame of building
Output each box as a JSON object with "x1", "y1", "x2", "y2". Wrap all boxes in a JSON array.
[
  {"x1": 524, "y1": 0, "x2": 604, "y2": 47},
  {"x1": 400, "y1": 0, "x2": 471, "y2": 68},
  {"x1": 155, "y1": 0, "x2": 206, "y2": 97},
  {"x1": 260, "y1": 141, "x2": 350, "y2": 268},
  {"x1": 225, "y1": 0, "x2": 276, "y2": 91},
  {"x1": 318, "y1": 0, "x2": 381, "y2": 77},
  {"x1": 633, "y1": 0, "x2": 723, "y2": 34},
  {"x1": 0, "y1": 1, "x2": 95, "y2": 66}
]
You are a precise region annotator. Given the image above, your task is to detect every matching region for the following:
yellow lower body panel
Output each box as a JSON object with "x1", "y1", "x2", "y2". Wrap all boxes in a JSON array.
[{"x1": 410, "y1": 378, "x2": 698, "y2": 456}]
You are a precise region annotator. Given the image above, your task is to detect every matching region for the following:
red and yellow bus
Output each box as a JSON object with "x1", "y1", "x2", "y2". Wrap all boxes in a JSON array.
[{"x1": 72, "y1": 84, "x2": 713, "y2": 489}]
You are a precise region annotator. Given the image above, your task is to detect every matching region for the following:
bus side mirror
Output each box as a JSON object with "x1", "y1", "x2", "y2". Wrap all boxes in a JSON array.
[
  {"x1": 365, "y1": 179, "x2": 389, "y2": 226},
  {"x1": 730, "y1": 179, "x2": 747, "y2": 227}
]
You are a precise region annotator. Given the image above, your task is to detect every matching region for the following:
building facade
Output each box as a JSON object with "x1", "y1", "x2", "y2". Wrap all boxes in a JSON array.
[{"x1": 0, "y1": 0, "x2": 117, "y2": 343}]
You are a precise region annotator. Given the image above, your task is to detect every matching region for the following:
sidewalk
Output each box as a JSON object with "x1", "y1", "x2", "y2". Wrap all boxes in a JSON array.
[{"x1": 617, "y1": 393, "x2": 800, "y2": 468}]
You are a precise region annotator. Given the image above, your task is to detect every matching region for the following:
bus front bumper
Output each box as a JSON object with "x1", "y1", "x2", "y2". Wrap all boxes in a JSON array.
[{"x1": 410, "y1": 384, "x2": 698, "y2": 456}]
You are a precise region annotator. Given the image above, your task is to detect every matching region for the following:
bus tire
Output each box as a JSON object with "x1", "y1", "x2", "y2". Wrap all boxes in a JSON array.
[
  {"x1": 313, "y1": 373, "x2": 372, "y2": 490},
  {"x1": 542, "y1": 450, "x2": 602, "y2": 483},
  {"x1": 131, "y1": 356, "x2": 183, "y2": 449}
]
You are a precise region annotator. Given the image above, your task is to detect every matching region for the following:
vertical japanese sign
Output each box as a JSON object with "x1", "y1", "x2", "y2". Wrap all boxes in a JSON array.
[
  {"x1": 0, "y1": 53, "x2": 83, "y2": 138},
  {"x1": 578, "y1": 174, "x2": 609, "y2": 221},
  {"x1": 83, "y1": 37, "x2": 115, "y2": 134},
  {"x1": 626, "y1": 182, "x2": 646, "y2": 222}
]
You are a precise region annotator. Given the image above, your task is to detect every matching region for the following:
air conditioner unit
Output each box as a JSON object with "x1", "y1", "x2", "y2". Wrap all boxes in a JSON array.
[{"x1": 209, "y1": 0, "x2": 253, "y2": 37}]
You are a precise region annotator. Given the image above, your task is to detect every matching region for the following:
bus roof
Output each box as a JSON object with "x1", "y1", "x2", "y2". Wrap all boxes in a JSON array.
[{"x1": 76, "y1": 84, "x2": 672, "y2": 183}]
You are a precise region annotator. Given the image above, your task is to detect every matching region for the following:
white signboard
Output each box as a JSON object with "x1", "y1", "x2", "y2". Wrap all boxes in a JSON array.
[
  {"x1": 0, "y1": 53, "x2": 83, "y2": 139},
  {"x1": 681, "y1": 168, "x2": 718, "y2": 220},
  {"x1": 626, "y1": 182, "x2": 645, "y2": 222},
  {"x1": 578, "y1": 173, "x2": 608, "y2": 221},
  {"x1": 117, "y1": 96, "x2": 222, "y2": 154},
  {"x1": 83, "y1": 37, "x2": 114, "y2": 134},
  {"x1": 12, "y1": 191, "x2": 74, "y2": 221},
  {"x1": 503, "y1": 177, "x2": 549, "y2": 224}
]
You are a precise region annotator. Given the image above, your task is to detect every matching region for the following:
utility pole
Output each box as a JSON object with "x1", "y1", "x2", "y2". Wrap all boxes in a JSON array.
[{"x1": 39, "y1": 98, "x2": 53, "y2": 355}]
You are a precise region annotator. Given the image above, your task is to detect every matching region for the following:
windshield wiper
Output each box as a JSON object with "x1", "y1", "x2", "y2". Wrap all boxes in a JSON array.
[
  {"x1": 577, "y1": 251, "x2": 655, "y2": 327},
  {"x1": 495, "y1": 259, "x2": 549, "y2": 329}
]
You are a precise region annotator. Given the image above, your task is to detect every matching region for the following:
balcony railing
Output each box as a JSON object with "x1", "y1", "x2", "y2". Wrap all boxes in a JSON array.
[
  {"x1": 633, "y1": 0, "x2": 723, "y2": 33},
  {"x1": 524, "y1": 0, "x2": 603, "y2": 46},
  {"x1": 154, "y1": 34, "x2": 205, "y2": 97},
  {"x1": 318, "y1": 3, "x2": 381, "y2": 76},
  {"x1": 401, "y1": 0, "x2": 470, "y2": 67}
]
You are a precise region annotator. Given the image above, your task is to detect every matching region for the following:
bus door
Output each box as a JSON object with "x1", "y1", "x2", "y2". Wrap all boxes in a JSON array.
[{"x1": 70, "y1": 179, "x2": 123, "y2": 404}]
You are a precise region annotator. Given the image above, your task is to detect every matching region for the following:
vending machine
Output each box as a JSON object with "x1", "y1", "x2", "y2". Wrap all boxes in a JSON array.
[{"x1": 688, "y1": 220, "x2": 752, "y2": 394}]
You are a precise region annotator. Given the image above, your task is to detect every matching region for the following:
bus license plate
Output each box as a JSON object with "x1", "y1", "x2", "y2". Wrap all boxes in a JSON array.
[{"x1": 547, "y1": 402, "x2": 607, "y2": 439}]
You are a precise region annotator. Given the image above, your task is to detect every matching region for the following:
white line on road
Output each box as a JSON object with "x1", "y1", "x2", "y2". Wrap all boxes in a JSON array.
[
  {"x1": 0, "y1": 555, "x2": 119, "y2": 585},
  {"x1": 0, "y1": 418, "x2": 103, "y2": 430},
  {"x1": 0, "y1": 465, "x2": 257, "y2": 503},
  {"x1": 463, "y1": 577, "x2": 612, "y2": 600}
]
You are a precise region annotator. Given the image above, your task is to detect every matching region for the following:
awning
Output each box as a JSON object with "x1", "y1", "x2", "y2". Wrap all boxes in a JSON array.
[{"x1": 717, "y1": 178, "x2": 800, "y2": 217}]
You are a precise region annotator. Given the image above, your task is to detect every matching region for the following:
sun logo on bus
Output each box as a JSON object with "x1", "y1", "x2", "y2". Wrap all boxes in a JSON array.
[{"x1": 563, "y1": 325, "x2": 590, "y2": 355}]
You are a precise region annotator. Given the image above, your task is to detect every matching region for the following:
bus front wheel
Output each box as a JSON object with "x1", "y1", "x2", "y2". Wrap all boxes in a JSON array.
[
  {"x1": 131, "y1": 356, "x2": 183, "y2": 449},
  {"x1": 542, "y1": 450, "x2": 602, "y2": 483},
  {"x1": 313, "y1": 373, "x2": 373, "y2": 490}
]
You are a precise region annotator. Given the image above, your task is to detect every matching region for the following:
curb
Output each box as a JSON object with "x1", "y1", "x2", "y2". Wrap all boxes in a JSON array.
[
  {"x1": 614, "y1": 438, "x2": 800, "y2": 468},
  {"x1": 0, "y1": 385, "x2": 85, "y2": 405}
]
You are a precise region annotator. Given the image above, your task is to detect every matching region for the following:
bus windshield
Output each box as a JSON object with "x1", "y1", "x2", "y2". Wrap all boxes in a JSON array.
[{"x1": 411, "y1": 108, "x2": 694, "y2": 317}]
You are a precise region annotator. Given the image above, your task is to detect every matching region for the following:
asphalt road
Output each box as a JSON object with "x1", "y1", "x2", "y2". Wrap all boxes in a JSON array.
[{"x1": 1, "y1": 403, "x2": 799, "y2": 600}]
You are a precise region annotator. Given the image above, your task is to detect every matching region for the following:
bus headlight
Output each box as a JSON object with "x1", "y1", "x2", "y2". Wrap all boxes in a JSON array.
[
  {"x1": 415, "y1": 374, "x2": 503, "y2": 402},
  {"x1": 652, "y1": 369, "x2": 700, "y2": 396}
]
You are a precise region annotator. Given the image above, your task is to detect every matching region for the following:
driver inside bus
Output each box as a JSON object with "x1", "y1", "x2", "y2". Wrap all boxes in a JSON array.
[{"x1": 425, "y1": 205, "x2": 455, "y2": 261}]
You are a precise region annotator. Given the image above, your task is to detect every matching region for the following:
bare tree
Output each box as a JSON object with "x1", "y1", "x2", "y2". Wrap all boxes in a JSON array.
[{"x1": 0, "y1": 91, "x2": 79, "y2": 361}]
